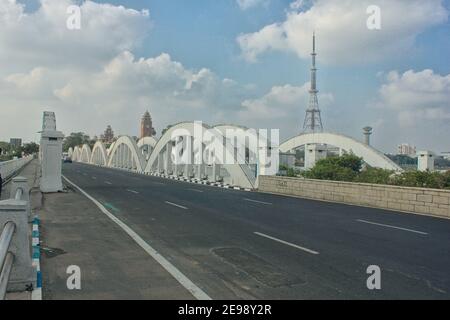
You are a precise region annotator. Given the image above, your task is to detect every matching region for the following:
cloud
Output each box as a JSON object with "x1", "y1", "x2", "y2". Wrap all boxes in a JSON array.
[
  {"x1": 377, "y1": 69, "x2": 450, "y2": 127},
  {"x1": 237, "y1": 0, "x2": 448, "y2": 65},
  {"x1": 0, "y1": 0, "x2": 151, "y2": 72},
  {"x1": 236, "y1": 0, "x2": 268, "y2": 10}
]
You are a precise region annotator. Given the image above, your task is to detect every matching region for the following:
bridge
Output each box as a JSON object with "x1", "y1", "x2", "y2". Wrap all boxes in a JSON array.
[
  {"x1": 68, "y1": 121, "x2": 402, "y2": 191},
  {"x1": 1, "y1": 114, "x2": 449, "y2": 300}
]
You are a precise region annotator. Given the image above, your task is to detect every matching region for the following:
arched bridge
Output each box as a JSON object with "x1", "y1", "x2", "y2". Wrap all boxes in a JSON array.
[{"x1": 68, "y1": 122, "x2": 401, "y2": 189}]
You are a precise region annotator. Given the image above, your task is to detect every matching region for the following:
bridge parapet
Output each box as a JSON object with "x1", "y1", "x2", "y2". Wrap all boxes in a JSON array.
[{"x1": 0, "y1": 177, "x2": 36, "y2": 299}]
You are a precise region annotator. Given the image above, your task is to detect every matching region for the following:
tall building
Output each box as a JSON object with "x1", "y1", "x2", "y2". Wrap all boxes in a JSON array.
[
  {"x1": 303, "y1": 33, "x2": 323, "y2": 133},
  {"x1": 397, "y1": 143, "x2": 416, "y2": 157},
  {"x1": 9, "y1": 138, "x2": 22, "y2": 148},
  {"x1": 101, "y1": 125, "x2": 115, "y2": 143},
  {"x1": 140, "y1": 111, "x2": 156, "y2": 138}
]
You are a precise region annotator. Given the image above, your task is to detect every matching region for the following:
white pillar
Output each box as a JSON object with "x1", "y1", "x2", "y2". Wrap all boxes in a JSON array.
[
  {"x1": 418, "y1": 151, "x2": 435, "y2": 172},
  {"x1": 40, "y1": 111, "x2": 64, "y2": 193},
  {"x1": 304, "y1": 144, "x2": 327, "y2": 170},
  {"x1": 165, "y1": 143, "x2": 173, "y2": 175}
]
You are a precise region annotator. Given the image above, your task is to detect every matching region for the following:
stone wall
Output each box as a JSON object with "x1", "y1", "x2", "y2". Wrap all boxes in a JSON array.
[{"x1": 258, "y1": 176, "x2": 450, "y2": 219}]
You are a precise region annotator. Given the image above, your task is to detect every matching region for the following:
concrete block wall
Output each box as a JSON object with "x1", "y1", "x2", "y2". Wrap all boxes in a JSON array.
[{"x1": 258, "y1": 176, "x2": 450, "y2": 219}]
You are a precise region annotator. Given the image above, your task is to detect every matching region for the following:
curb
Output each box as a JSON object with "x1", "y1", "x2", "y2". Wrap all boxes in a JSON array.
[
  {"x1": 149, "y1": 172, "x2": 253, "y2": 192},
  {"x1": 31, "y1": 217, "x2": 42, "y2": 300}
]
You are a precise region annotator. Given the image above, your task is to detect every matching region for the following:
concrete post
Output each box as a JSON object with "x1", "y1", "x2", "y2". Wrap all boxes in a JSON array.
[
  {"x1": 0, "y1": 199, "x2": 35, "y2": 292},
  {"x1": 39, "y1": 111, "x2": 64, "y2": 193},
  {"x1": 10, "y1": 177, "x2": 31, "y2": 221},
  {"x1": 304, "y1": 144, "x2": 327, "y2": 170},
  {"x1": 165, "y1": 143, "x2": 173, "y2": 175},
  {"x1": 196, "y1": 164, "x2": 205, "y2": 180},
  {"x1": 418, "y1": 151, "x2": 435, "y2": 172},
  {"x1": 212, "y1": 163, "x2": 221, "y2": 182}
]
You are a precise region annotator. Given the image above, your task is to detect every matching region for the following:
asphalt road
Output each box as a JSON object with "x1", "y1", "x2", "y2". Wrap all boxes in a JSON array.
[{"x1": 62, "y1": 162, "x2": 450, "y2": 299}]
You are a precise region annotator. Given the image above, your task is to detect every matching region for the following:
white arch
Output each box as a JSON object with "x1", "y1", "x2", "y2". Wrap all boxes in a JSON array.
[
  {"x1": 80, "y1": 144, "x2": 92, "y2": 163},
  {"x1": 144, "y1": 122, "x2": 256, "y2": 189},
  {"x1": 107, "y1": 136, "x2": 145, "y2": 172},
  {"x1": 90, "y1": 141, "x2": 108, "y2": 166},
  {"x1": 72, "y1": 146, "x2": 82, "y2": 162},
  {"x1": 280, "y1": 132, "x2": 402, "y2": 171},
  {"x1": 137, "y1": 136, "x2": 158, "y2": 160}
]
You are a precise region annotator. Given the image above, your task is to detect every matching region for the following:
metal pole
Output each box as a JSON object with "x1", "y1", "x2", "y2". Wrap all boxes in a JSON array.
[
  {"x1": 0, "y1": 252, "x2": 14, "y2": 300},
  {"x1": 0, "y1": 222, "x2": 16, "y2": 272}
]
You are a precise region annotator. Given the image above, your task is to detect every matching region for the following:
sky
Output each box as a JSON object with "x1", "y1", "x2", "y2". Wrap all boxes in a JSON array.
[{"x1": 0, "y1": 0, "x2": 449, "y2": 153}]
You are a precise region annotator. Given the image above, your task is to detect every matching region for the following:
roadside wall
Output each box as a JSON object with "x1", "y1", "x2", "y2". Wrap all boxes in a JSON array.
[
  {"x1": 258, "y1": 176, "x2": 450, "y2": 219},
  {"x1": 0, "y1": 156, "x2": 34, "y2": 182}
]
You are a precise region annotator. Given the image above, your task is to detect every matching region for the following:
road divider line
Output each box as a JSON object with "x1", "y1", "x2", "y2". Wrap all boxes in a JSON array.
[
  {"x1": 126, "y1": 189, "x2": 139, "y2": 194},
  {"x1": 356, "y1": 219, "x2": 428, "y2": 235},
  {"x1": 105, "y1": 181, "x2": 112, "y2": 185},
  {"x1": 62, "y1": 175, "x2": 211, "y2": 300},
  {"x1": 92, "y1": 177, "x2": 97, "y2": 180},
  {"x1": 165, "y1": 201, "x2": 188, "y2": 210},
  {"x1": 244, "y1": 198, "x2": 272, "y2": 205},
  {"x1": 254, "y1": 232, "x2": 319, "y2": 255},
  {"x1": 187, "y1": 188, "x2": 204, "y2": 193}
]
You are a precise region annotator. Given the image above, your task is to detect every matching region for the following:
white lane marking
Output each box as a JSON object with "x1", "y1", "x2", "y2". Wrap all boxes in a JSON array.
[
  {"x1": 105, "y1": 181, "x2": 112, "y2": 185},
  {"x1": 151, "y1": 182, "x2": 166, "y2": 186},
  {"x1": 254, "y1": 232, "x2": 319, "y2": 255},
  {"x1": 62, "y1": 175, "x2": 210, "y2": 300},
  {"x1": 357, "y1": 219, "x2": 428, "y2": 235},
  {"x1": 92, "y1": 177, "x2": 97, "y2": 180},
  {"x1": 165, "y1": 201, "x2": 188, "y2": 210},
  {"x1": 126, "y1": 189, "x2": 139, "y2": 194},
  {"x1": 244, "y1": 198, "x2": 272, "y2": 205},
  {"x1": 83, "y1": 173, "x2": 87, "y2": 176},
  {"x1": 187, "y1": 188, "x2": 204, "y2": 193}
]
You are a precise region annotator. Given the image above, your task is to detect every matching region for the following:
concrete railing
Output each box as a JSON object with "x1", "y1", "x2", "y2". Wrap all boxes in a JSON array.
[
  {"x1": 0, "y1": 156, "x2": 34, "y2": 184},
  {"x1": 259, "y1": 176, "x2": 450, "y2": 219},
  {"x1": 0, "y1": 177, "x2": 35, "y2": 299}
]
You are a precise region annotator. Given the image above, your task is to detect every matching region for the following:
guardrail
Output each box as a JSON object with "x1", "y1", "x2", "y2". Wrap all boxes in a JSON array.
[
  {"x1": 0, "y1": 156, "x2": 34, "y2": 186},
  {"x1": 0, "y1": 176, "x2": 35, "y2": 299}
]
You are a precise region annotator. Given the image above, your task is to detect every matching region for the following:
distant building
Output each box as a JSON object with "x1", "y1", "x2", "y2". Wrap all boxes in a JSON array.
[
  {"x1": 9, "y1": 138, "x2": 22, "y2": 148},
  {"x1": 140, "y1": 111, "x2": 156, "y2": 138},
  {"x1": 441, "y1": 152, "x2": 450, "y2": 160},
  {"x1": 397, "y1": 143, "x2": 416, "y2": 157},
  {"x1": 101, "y1": 125, "x2": 115, "y2": 144}
]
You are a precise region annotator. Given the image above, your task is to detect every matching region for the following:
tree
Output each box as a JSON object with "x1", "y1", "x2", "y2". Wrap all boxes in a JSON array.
[
  {"x1": 63, "y1": 132, "x2": 90, "y2": 152},
  {"x1": 23, "y1": 142, "x2": 39, "y2": 155},
  {"x1": 303, "y1": 154, "x2": 363, "y2": 181}
]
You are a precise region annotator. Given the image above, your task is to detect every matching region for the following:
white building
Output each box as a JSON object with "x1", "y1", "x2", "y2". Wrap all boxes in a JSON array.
[{"x1": 397, "y1": 143, "x2": 416, "y2": 157}]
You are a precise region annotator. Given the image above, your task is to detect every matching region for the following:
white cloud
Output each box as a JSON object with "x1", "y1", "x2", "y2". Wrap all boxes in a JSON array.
[
  {"x1": 377, "y1": 69, "x2": 450, "y2": 127},
  {"x1": 0, "y1": 0, "x2": 151, "y2": 73},
  {"x1": 236, "y1": 0, "x2": 268, "y2": 10},
  {"x1": 237, "y1": 0, "x2": 448, "y2": 65}
]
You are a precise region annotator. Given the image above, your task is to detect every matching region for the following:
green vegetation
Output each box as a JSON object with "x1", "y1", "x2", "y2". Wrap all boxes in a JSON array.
[
  {"x1": 302, "y1": 153, "x2": 450, "y2": 190},
  {"x1": 63, "y1": 132, "x2": 91, "y2": 152},
  {"x1": 279, "y1": 165, "x2": 300, "y2": 177}
]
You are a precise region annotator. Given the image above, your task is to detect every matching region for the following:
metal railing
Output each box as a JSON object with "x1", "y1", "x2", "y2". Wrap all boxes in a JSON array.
[
  {"x1": 0, "y1": 174, "x2": 34, "y2": 300},
  {"x1": 0, "y1": 221, "x2": 16, "y2": 299}
]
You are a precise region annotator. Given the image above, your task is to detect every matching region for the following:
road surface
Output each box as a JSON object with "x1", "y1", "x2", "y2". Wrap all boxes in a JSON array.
[{"x1": 61, "y1": 162, "x2": 450, "y2": 299}]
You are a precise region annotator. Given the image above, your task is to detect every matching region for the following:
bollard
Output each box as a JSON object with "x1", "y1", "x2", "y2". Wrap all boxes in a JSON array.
[{"x1": 0, "y1": 199, "x2": 35, "y2": 292}]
